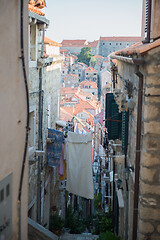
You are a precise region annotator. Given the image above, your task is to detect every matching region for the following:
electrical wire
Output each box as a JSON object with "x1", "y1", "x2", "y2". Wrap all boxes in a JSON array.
[{"x1": 18, "y1": 0, "x2": 30, "y2": 239}]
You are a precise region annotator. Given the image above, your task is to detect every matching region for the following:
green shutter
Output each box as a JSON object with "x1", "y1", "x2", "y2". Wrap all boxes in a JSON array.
[
  {"x1": 105, "y1": 93, "x2": 122, "y2": 140},
  {"x1": 122, "y1": 111, "x2": 129, "y2": 154}
]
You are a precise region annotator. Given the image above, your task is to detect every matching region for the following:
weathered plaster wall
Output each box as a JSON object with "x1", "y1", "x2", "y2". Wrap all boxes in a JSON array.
[{"x1": 0, "y1": 0, "x2": 28, "y2": 239}]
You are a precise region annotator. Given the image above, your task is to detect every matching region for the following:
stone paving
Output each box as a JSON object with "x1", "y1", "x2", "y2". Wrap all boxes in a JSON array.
[{"x1": 59, "y1": 233, "x2": 99, "y2": 240}]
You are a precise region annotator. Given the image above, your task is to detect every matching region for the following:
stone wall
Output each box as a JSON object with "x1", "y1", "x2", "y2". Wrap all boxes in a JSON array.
[{"x1": 114, "y1": 46, "x2": 160, "y2": 239}]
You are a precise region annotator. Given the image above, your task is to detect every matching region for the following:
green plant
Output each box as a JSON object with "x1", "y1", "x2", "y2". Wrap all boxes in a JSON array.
[
  {"x1": 98, "y1": 231, "x2": 121, "y2": 240},
  {"x1": 94, "y1": 193, "x2": 102, "y2": 211},
  {"x1": 93, "y1": 211, "x2": 113, "y2": 235},
  {"x1": 65, "y1": 205, "x2": 85, "y2": 234},
  {"x1": 49, "y1": 214, "x2": 64, "y2": 232}
]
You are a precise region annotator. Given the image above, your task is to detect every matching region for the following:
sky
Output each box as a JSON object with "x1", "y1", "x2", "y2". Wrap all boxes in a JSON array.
[{"x1": 43, "y1": 0, "x2": 143, "y2": 43}]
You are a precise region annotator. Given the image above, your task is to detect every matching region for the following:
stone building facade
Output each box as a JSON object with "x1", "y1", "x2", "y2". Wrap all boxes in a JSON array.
[
  {"x1": 28, "y1": 1, "x2": 63, "y2": 229},
  {"x1": 71, "y1": 62, "x2": 87, "y2": 82},
  {"x1": 99, "y1": 36, "x2": 141, "y2": 57},
  {"x1": 85, "y1": 67, "x2": 98, "y2": 82},
  {"x1": 107, "y1": 1, "x2": 160, "y2": 238}
]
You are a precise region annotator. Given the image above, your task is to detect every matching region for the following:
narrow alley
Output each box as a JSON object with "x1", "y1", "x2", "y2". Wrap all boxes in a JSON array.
[{"x1": 0, "y1": 1, "x2": 160, "y2": 240}]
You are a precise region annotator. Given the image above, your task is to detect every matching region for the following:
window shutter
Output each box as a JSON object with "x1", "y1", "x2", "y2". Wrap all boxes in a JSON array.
[
  {"x1": 145, "y1": 0, "x2": 149, "y2": 34},
  {"x1": 105, "y1": 93, "x2": 122, "y2": 140},
  {"x1": 122, "y1": 111, "x2": 129, "y2": 155}
]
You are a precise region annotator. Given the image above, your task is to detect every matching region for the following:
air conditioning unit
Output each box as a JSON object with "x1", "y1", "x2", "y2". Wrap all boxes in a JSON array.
[{"x1": 141, "y1": 0, "x2": 160, "y2": 42}]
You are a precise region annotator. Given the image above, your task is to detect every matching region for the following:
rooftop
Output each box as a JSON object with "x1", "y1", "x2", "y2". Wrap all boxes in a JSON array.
[
  {"x1": 85, "y1": 67, "x2": 97, "y2": 72},
  {"x1": 79, "y1": 81, "x2": 97, "y2": 89},
  {"x1": 44, "y1": 37, "x2": 62, "y2": 47},
  {"x1": 114, "y1": 39, "x2": 160, "y2": 56},
  {"x1": 88, "y1": 40, "x2": 99, "y2": 48},
  {"x1": 100, "y1": 36, "x2": 141, "y2": 42},
  {"x1": 61, "y1": 39, "x2": 87, "y2": 46}
]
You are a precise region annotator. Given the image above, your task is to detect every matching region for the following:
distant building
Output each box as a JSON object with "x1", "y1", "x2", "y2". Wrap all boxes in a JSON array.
[
  {"x1": 99, "y1": 36, "x2": 141, "y2": 57},
  {"x1": 79, "y1": 80, "x2": 97, "y2": 95},
  {"x1": 90, "y1": 55, "x2": 104, "y2": 72},
  {"x1": 88, "y1": 40, "x2": 99, "y2": 55},
  {"x1": 61, "y1": 39, "x2": 88, "y2": 54},
  {"x1": 71, "y1": 62, "x2": 88, "y2": 81},
  {"x1": 85, "y1": 67, "x2": 98, "y2": 82},
  {"x1": 63, "y1": 73, "x2": 79, "y2": 88}
]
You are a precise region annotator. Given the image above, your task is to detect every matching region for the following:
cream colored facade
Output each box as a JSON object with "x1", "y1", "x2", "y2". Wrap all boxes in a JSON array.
[{"x1": 0, "y1": 0, "x2": 28, "y2": 239}]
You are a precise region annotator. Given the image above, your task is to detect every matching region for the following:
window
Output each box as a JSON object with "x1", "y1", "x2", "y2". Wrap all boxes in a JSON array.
[
  {"x1": 79, "y1": 73, "x2": 81, "y2": 77},
  {"x1": 120, "y1": 43, "x2": 122, "y2": 45},
  {"x1": 30, "y1": 24, "x2": 37, "y2": 61},
  {"x1": 109, "y1": 43, "x2": 111, "y2": 45},
  {"x1": 103, "y1": 42, "x2": 105, "y2": 45},
  {"x1": 86, "y1": 73, "x2": 88, "y2": 75},
  {"x1": 116, "y1": 43, "x2": 118, "y2": 45},
  {"x1": 0, "y1": 189, "x2": 4, "y2": 202},
  {"x1": 94, "y1": 73, "x2": 97, "y2": 75},
  {"x1": 6, "y1": 184, "x2": 10, "y2": 197}
]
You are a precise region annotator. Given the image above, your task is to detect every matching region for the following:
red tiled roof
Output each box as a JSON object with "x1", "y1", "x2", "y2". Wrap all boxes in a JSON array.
[
  {"x1": 85, "y1": 67, "x2": 97, "y2": 72},
  {"x1": 60, "y1": 107, "x2": 73, "y2": 122},
  {"x1": 94, "y1": 55, "x2": 104, "y2": 59},
  {"x1": 44, "y1": 37, "x2": 62, "y2": 47},
  {"x1": 88, "y1": 40, "x2": 99, "y2": 48},
  {"x1": 60, "y1": 49, "x2": 69, "y2": 53},
  {"x1": 60, "y1": 87, "x2": 78, "y2": 96},
  {"x1": 115, "y1": 39, "x2": 160, "y2": 56},
  {"x1": 79, "y1": 81, "x2": 97, "y2": 89},
  {"x1": 74, "y1": 100, "x2": 96, "y2": 115},
  {"x1": 61, "y1": 39, "x2": 87, "y2": 46},
  {"x1": 100, "y1": 36, "x2": 141, "y2": 42},
  {"x1": 28, "y1": 4, "x2": 45, "y2": 15},
  {"x1": 34, "y1": 0, "x2": 46, "y2": 8}
]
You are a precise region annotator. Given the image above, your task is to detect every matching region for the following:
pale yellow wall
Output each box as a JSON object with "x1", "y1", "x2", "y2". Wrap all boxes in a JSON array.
[{"x1": 0, "y1": 0, "x2": 28, "y2": 239}]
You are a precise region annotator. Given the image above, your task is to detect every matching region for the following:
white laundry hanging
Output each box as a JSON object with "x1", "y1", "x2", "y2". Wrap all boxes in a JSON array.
[{"x1": 66, "y1": 132, "x2": 94, "y2": 199}]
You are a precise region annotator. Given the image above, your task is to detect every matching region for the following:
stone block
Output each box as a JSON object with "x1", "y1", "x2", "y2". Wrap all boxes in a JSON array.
[
  {"x1": 140, "y1": 167, "x2": 157, "y2": 182},
  {"x1": 143, "y1": 135, "x2": 159, "y2": 152},
  {"x1": 140, "y1": 181, "x2": 160, "y2": 195},
  {"x1": 138, "y1": 220, "x2": 154, "y2": 233},
  {"x1": 157, "y1": 225, "x2": 160, "y2": 233},
  {"x1": 139, "y1": 206, "x2": 160, "y2": 221},
  {"x1": 147, "y1": 64, "x2": 160, "y2": 75},
  {"x1": 145, "y1": 75, "x2": 160, "y2": 86},
  {"x1": 144, "y1": 104, "x2": 159, "y2": 121},
  {"x1": 144, "y1": 122, "x2": 160, "y2": 136},
  {"x1": 139, "y1": 196, "x2": 157, "y2": 207},
  {"x1": 141, "y1": 152, "x2": 160, "y2": 167}
]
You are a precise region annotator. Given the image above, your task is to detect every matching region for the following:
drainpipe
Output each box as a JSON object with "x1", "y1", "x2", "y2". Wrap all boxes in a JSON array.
[
  {"x1": 37, "y1": 27, "x2": 45, "y2": 224},
  {"x1": 132, "y1": 67, "x2": 144, "y2": 240}
]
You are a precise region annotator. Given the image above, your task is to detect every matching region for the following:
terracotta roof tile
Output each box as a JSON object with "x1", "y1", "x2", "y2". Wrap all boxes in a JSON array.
[
  {"x1": 79, "y1": 81, "x2": 97, "y2": 89},
  {"x1": 88, "y1": 40, "x2": 99, "y2": 48},
  {"x1": 44, "y1": 37, "x2": 62, "y2": 47},
  {"x1": 28, "y1": 4, "x2": 45, "y2": 16},
  {"x1": 100, "y1": 36, "x2": 141, "y2": 42},
  {"x1": 115, "y1": 39, "x2": 160, "y2": 56},
  {"x1": 61, "y1": 39, "x2": 87, "y2": 46},
  {"x1": 85, "y1": 67, "x2": 97, "y2": 72},
  {"x1": 94, "y1": 55, "x2": 104, "y2": 59}
]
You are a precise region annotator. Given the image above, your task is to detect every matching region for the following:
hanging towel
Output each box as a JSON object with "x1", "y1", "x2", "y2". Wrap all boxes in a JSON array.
[
  {"x1": 47, "y1": 128, "x2": 64, "y2": 167},
  {"x1": 66, "y1": 132, "x2": 94, "y2": 199}
]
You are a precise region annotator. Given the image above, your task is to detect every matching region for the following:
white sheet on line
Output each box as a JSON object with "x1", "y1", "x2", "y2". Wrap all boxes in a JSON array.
[{"x1": 66, "y1": 132, "x2": 94, "y2": 199}]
